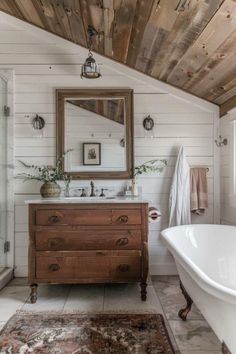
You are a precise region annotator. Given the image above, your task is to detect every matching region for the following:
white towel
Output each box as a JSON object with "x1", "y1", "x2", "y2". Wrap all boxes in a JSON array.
[{"x1": 169, "y1": 146, "x2": 191, "y2": 227}]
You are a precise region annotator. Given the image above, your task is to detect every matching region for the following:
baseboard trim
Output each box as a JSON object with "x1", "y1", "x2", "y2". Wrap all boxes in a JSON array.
[
  {"x1": 149, "y1": 263, "x2": 178, "y2": 275},
  {"x1": 0, "y1": 268, "x2": 13, "y2": 290}
]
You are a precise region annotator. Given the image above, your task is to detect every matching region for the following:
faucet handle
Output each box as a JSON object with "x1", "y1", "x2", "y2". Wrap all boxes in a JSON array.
[
  {"x1": 77, "y1": 188, "x2": 86, "y2": 197},
  {"x1": 90, "y1": 180, "x2": 96, "y2": 197},
  {"x1": 100, "y1": 188, "x2": 109, "y2": 197}
]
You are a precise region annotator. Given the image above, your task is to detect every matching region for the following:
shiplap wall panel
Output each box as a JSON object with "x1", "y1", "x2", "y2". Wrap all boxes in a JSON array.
[
  {"x1": 0, "y1": 18, "x2": 218, "y2": 277},
  {"x1": 220, "y1": 113, "x2": 236, "y2": 225}
]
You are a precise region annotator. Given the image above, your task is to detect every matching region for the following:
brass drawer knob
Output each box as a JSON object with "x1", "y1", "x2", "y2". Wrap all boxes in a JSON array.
[
  {"x1": 118, "y1": 264, "x2": 130, "y2": 272},
  {"x1": 117, "y1": 215, "x2": 129, "y2": 224},
  {"x1": 48, "y1": 238, "x2": 64, "y2": 248},
  {"x1": 49, "y1": 263, "x2": 60, "y2": 271},
  {"x1": 116, "y1": 237, "x2": 129, "y2": 246},
  {"x1": 48, "y1": 215, "x2": 61, "y2": 223},
  {"x1": 96, "y1": 251, "x2": 105, "y2": 256}
]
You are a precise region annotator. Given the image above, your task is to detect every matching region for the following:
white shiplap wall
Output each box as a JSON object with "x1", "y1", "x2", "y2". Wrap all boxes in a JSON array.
[
  {"x1": 220, "y1": 111, "x2": 236, "y2": 225},
  {"x1": 0, "y1": 12, "x2": 220, "y2": 277}
]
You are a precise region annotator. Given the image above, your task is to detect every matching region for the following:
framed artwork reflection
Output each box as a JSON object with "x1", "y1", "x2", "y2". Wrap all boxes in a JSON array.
[{"x1": 83, "y1": 143, "x2": 101, "y2": 165}]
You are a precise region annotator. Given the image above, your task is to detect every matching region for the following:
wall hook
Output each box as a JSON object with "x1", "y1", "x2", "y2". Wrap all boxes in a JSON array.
[{"x1": 214, "y1": 135, "x2": 228, "y2": 147}]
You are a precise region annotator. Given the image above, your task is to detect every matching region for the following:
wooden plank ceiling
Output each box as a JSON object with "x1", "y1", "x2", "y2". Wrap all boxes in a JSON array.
[{"x1": 0, "y1": 0, "x2": 236, "y2": 115}]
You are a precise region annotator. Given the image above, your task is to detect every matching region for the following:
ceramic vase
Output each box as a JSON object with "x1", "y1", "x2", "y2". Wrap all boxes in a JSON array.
[
  {"x1": 131, "y1": 178, "x2": 139, "y2": 196},
  {"x1": 40, "y1": 181, "x2": 61, "y2": 198}
]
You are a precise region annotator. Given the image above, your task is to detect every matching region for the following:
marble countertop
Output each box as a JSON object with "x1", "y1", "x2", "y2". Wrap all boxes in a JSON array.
[{"x1": 25, "y1": 196, "x2": 149, "y2": 204}]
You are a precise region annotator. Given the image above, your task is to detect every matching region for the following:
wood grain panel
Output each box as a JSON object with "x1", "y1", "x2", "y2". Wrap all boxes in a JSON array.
[
  {"x1": 35, "y1": 229, "x2": 142, "y2": 251},
  {"x1": 35, "y1": 209, "x2": 112, "y2": 226},
  {"x1": 220, "y1": 95, "x2": 236, "y2": 116},
  {"x1": 36, "y1": 251, "x2": 141, "y2": 281},
  {"x1": 0, "y1": 0, "x2": 235, "y2": 106}
]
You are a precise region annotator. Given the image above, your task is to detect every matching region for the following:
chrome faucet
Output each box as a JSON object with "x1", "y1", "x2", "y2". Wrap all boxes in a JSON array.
[{"x1": 90, "y1": 181, "x2": 95, "y2": 197}]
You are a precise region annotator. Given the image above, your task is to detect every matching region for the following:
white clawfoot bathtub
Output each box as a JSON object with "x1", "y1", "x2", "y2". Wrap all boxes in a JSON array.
[{"x1": 161, "y1": 224, "x2": 236, "y2": 353}]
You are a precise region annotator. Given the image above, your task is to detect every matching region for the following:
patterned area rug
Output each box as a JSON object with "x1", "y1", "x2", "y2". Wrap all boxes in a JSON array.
[{"x1": 0, "y1": 313, "x2": 175, "y2": 354}]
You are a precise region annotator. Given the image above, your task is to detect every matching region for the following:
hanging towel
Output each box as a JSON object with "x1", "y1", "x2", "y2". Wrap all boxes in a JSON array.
[
  {"x1": 169, "y1": 146, "x2": 191, "y2": 227},
  {"x1": 190, "y1": 168, "x2": 208, "y2": 215}
]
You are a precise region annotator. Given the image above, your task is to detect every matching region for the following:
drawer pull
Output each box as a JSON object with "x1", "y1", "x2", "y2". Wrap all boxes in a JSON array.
[
  {"x1": 48, "y1": 238, "x2": 64, "y2": 248},
  {"x1": 49, "y1": 263, "x2": 60, "y2": 272},
  {"x1": 116, "y1": 237, "x2": 129, "y2": 246},
  {"x1": 96, "y1": 251, "x2": 105, "y2": 256},
  {"x1": 48, "y1": 215, "x2": 61, "y2": 223},
  {"x1": 117, "y1": 215, "x2": 129, "y2": 224},
  {"x1": 118, "y1": 264, "x2": 130, "y2": 272}
]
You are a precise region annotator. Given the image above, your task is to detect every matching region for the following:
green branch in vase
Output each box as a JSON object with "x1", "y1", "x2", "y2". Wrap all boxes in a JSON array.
[
  {"x1": 134, "y1": 159, "x2": 167, "y2": 177},
  {"x1": 16, "y1": 149, "x2": 73, "y2": 183}
]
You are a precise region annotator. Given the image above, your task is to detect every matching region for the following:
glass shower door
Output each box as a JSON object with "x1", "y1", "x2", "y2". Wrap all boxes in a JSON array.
[{"x1": 0, "y1": 76, "x2": 7, "y2": 271}]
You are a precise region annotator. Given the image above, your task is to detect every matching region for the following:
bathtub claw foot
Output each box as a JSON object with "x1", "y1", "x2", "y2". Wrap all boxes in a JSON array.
[
  {"x1": 30, "y1": 283, "x2": 38, "y2": 304},
  {"x1": 178, "y1": 281, "x2": 193, "y2": 321}
]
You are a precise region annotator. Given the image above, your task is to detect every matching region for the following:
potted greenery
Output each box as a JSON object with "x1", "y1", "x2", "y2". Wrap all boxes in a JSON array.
[
  {"x1": 17, "y1": 150, "x2": 72, "y2": 198},
  {"x1": 132, "y1": 159, "x2": 167, "y2": 196}
]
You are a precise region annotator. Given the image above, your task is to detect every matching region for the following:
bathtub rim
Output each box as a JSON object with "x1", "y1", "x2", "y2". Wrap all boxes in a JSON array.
[{"x1": 161, "y1": 224, "x2": 236, "y2": 305}]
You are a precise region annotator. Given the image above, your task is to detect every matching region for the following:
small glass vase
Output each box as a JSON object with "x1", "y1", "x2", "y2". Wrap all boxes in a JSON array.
[{"x1": 131, "y1": 178, "x2": 139, "y2": 196}]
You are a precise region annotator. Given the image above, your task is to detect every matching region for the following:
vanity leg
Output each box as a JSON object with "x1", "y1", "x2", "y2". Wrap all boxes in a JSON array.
[
  {"x1": 140, "y1": 282, "x2": 147, "y2": 301},
  {"x1": 30, "y1": 284, "x2": 38, "y2": 304},
  {"x1": 178, "y1": 281, "x2": 193, "y2": 321}
]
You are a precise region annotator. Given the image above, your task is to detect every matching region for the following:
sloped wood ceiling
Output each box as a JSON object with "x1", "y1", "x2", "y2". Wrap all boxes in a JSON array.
[{"x1": 0, "y1": 0, "x2": 236, "y2": 113}]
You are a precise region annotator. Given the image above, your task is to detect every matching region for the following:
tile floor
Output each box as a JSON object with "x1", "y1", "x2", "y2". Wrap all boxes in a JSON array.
[{"x1": 0, "y1": 276, "x2": 221, "y2": 353}]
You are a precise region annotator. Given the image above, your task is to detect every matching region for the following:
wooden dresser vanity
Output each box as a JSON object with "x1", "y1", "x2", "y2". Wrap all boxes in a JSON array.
[{"x1": 27, "y1": 200, "x2": 149, "y2": 303}]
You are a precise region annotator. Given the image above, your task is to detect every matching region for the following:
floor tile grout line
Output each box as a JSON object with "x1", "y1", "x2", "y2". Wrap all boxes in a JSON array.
[
  {"x1": 158, "y1": 302, "x2": 180, "y2": 351},
  {"x1": 23, "y1": 284, "x2": 31, "y2": 306},
  {"x1": 62, "y1": 285, "x2": 72, "y2": 312},
  {"x1": 151, "y1": 279, "x2": 182, "y2": 353}
]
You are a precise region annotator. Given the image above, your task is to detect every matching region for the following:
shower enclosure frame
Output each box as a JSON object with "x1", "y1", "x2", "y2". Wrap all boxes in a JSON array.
[{"x1": 0, "y1": 69, "x2": 14, "y2": 288}]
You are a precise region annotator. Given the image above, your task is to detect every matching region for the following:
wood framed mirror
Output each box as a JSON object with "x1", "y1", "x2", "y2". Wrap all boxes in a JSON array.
[{"x1": 56, "y1": 88, "x2": 134, "y2": 179}]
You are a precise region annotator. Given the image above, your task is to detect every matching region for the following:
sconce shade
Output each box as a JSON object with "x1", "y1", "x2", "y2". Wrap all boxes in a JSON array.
[
  {"x1": 32, "y1": 114, "x2": 45, "y2": 130},
  {"x1": 143, "y1": 115, "x2": 154, "y2": 131}
]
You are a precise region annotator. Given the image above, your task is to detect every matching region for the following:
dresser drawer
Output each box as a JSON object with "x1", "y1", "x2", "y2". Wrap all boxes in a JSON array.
[
  {"x1": 35, "y1": 209, "x2": 111, "y2": 226},
  {"x1": 111, "y1": 209, "x2": 141, "y2": 225},
  {"x1": 36, "y1": 256, "x2": 75, "y2": 279},
  {"x1": 35, "y1": 229, "x2": 142, "y2": 251},
  {"x1": 35, "y1": 251, "x2": 141, "y2": 281},
  {"x1": 111, "y1": 254, "x2": 141, "y2": 280},
  {"x1": 35, "y1": 208, "x2": 141, "y2": 226},
  {"x1": 36, "y1": 253, "x2": 110, "y2": 280}
]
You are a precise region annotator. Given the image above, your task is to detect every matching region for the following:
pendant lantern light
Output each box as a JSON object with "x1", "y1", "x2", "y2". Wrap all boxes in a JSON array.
[{"x1": 81, "y1": 26, "x2": 101, "y2": 79}]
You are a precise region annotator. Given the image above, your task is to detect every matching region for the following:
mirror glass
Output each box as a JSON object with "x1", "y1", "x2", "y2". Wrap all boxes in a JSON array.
[
  {"x1": 64, "y1": 98, "x2": 126, "y2": 172},
  {"x1": 56, "y1": 89, "x2": 133, "y2": 179}
]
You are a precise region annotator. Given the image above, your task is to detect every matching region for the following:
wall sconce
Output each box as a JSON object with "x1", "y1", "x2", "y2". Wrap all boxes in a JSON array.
[
  {"x1": 32, "y1": 114, "x2": 45, "y2": 138},
  {"x1": 215, "y1": 135, "x2": 228, "y2": 147},
  {"x1": 143, "y1": 115, "x2": 155, "y2": 138},
  {"x1": 120, "y1": 137, "x2": 125, "y2": 147}
]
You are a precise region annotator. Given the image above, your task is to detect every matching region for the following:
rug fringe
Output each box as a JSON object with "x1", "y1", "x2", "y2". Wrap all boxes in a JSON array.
[{"x1": 16, "y1": 309, "x2": 161, "y2": 315}]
